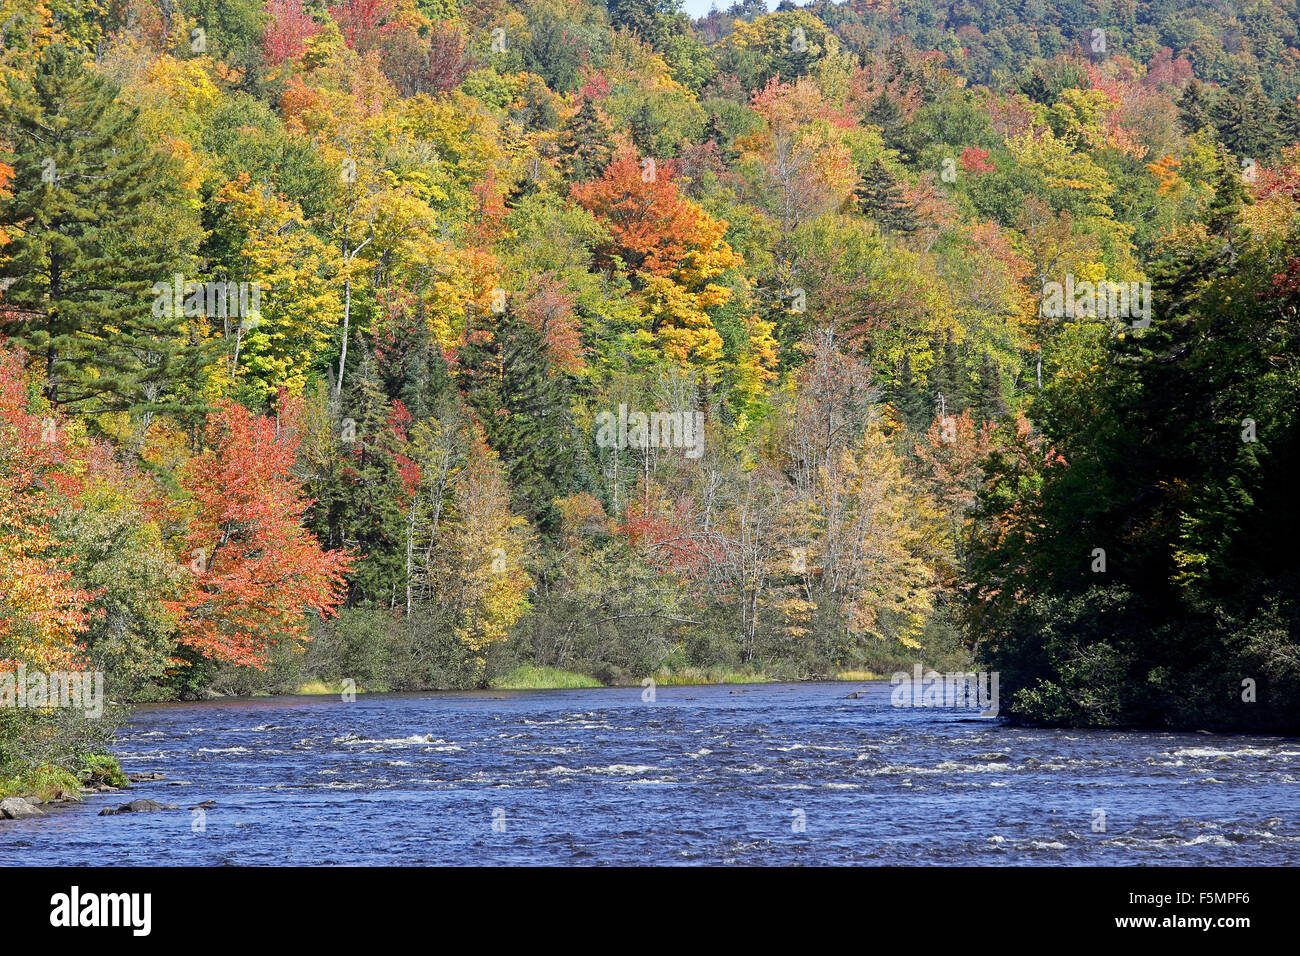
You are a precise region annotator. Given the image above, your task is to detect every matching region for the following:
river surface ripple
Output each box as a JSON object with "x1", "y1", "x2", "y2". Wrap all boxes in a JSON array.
[{"x1": 5, "y1": 682, "x2": 1299, "y2": 865}]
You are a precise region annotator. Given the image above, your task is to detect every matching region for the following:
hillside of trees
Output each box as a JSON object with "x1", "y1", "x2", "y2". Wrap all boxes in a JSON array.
[{"x1": 1, "y1": 0, "x2": 1298, "y2": 782}]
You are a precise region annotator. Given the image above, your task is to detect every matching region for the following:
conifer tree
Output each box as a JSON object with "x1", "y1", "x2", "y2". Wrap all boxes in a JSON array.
[
  {"x1": 1211, "y1": 76, "x2": 1277, "y2": 161},
  {"x1": 496, "y1": 312, "x2": 579, "y2": 535},
  {"x1": 1276, "y1": 96, "x2": 1300, "y2": 151},
  {"x1": 856, "y1": 159, "x2": 919, "y2": 234},
  {"x1": 1176, "y1": 79, "x2": 1211, "y2": 134},
  {"x1": 559, "y1": 98, "x2": 615, "y2": 184},
  {"x1": 0, "y1": 44, "x2": 204, "y2": 433}
]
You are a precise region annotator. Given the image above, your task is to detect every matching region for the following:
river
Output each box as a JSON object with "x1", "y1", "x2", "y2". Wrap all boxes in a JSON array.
[{"x1": 5, "y1": 681, "x2": 1299, "y2": 865}]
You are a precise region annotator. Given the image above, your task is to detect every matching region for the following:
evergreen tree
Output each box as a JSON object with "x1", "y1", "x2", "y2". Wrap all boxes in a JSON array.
[
  {"x1": 866, "y1": 91, "x2": 903, "y2": 141},
  {"x1": 560, "y1": 98, "x2": 615, "y2": 184},
  {"x1": 606, "y1": 0, "x2": 680, "y2": 48},
  {"x1": 1211, "y1": 75, "x2": 1278, "y2": 161},
  {"x1": 973, "y1": 351, "x2": 1007, "y2": 422},
  {"x1": 1207, "y1": 142, "x2": 1249, "y2": 235},
  {"x1": 0, "y1": 44, "x2": 204, "y2": 432},
  {"x1": 1021, "y1": 67, "x2": 1052, "y2": 106},
  {"x1": 967, "y1": 203, "x2": 1300, "y2": 730},
  {"x1": 866, "y1": 91, "x2": 922, "y2": 165},
  {"x1": 1176, "y1": 79, "x2": 1211, "y2": 134},
  {"x1": 931, "y1": 331, "x2": 966, "y2": 416},
  {"x1": 460, "y1": 309, "x2": 577, "y2": 534},
  {"x1": 1276, "y1": 95, "x2": 1300, "y2": 151},
  {"x1": 855, "y1": 159, "x2": 919, "y2": 234},
  {"x1": 891, "y1": 352, "x2": 932, "y2": 428},
  {"x1": 374, "y1": 298, "x2": 452, "y2": 421},
  {"x1": 497, "y1": 314, "x2": 579, "y2": 534},
  {"x1": 325, "y1": 347, "x2": 412, "y2": 606}
]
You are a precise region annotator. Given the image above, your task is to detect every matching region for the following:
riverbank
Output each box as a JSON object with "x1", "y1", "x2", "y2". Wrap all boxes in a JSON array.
[
  {"x1": 0, "y1": 752, "x2": 132, "y2": 819},
  {"x1": 285, "y1": 665, "x2": 892, "y2": 695}
]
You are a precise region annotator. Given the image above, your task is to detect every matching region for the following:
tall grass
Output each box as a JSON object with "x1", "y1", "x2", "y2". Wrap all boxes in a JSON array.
[{"x1": 490, "y1": 666, "x2": 604, "y2": 690}]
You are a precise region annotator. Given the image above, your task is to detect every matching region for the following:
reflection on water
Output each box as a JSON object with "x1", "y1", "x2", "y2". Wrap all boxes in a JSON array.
[{"x1": 4, "y1": 682, "x2": 1299, "y2": 865}]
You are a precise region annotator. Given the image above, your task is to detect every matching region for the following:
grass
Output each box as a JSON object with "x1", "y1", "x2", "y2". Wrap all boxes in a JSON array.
[
  {"x1": 0, "y1": 762, "x2": 89, "y2": 802},
  {"x1": 1, "y1": 751, "x2": 130, "y2": 804},
  {"x1": 295, "y1": 680, "x2": 364, "y2": 696},
  {"x1": 490, "y1": 665, "x2": 604, "y2": 690},
  {"x1": 835, "y1": 669, "x2": 887, "y2": 681},
  {"x1": 80, "y1": 753, "x2": 129, "y2": 789},
  {"x1": 650, "y1": 667, "x2": 772, "y2": 686}
]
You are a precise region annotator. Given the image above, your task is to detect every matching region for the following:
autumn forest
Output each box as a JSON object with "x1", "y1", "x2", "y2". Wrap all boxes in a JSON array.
[{"x1": 2, "y1": 0, "x2": 1300, "y2": 795}]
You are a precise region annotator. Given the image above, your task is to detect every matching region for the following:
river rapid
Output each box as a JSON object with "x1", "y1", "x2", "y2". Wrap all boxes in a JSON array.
[{"x1": 5, "y1": 681, "x2": 1299, "y2": 865}]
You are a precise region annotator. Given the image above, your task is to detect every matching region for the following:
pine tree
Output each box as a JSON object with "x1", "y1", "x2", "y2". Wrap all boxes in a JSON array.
[
  {"x1": 0, "y1": 44, "x2": 204, "y2": 432},
  {"x1": 973, "y1": 351, "x2": 1007, "y2": 423},
  {"x1": 856, "y1": 159, "x2": 919, "y2": 234},
  {"x1": 1176, "y1": 79, "x2": 1211, "y2": 135},
  {"x1": 1211, "y1": 75, "x2": 1278, "y2": 162},
  {"x1": 1276, "y1": 96, "x2": 1300, "y2": 152},
  {"x1": 559, "y1": 98, "x2": 615, "y2": 184}
]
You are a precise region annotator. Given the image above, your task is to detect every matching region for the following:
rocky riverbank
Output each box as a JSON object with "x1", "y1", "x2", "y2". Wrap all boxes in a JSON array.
[{"x1": 0, "y1": 769, "x2": 171, "y2": 821}]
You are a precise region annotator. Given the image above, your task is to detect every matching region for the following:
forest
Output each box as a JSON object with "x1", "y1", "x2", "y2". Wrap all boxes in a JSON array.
[{"x1": 1, "y1": 0, "x2": 1299, "y2": 796}]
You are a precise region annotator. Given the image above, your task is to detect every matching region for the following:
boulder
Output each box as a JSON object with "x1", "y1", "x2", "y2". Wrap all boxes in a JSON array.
[
  {"x1": 98, "y1": 798, "x2": 177, "y2": 816},
  {"x1": 0, "y1": 797, "x2": 45, "y2": 820}
]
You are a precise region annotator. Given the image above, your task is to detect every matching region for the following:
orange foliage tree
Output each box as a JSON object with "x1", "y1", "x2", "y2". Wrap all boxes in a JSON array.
[
  {"x1": 572, "y1": 146, "x2": 742, "y2": 367},
  {"x1": 0, "y1": 347, "x2": 93, "y2": 672},
  {"x1": 169, "y1": 400, "x2": 352, "y2": 667}
]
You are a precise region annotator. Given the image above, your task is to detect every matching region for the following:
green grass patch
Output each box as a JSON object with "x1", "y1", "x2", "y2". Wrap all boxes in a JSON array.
[
  {"x1": 79, "y1": 753, "x2": 129, "y2": 789},
  {"x1": 650, "y1": 667, "x2": 772, "y2": 686},
  {"x1": 0, "y1": 762, "x2": 84, "y2": 802},
  {"x1": 490, "y1": 666, "x2": 603, "y2": 690}
]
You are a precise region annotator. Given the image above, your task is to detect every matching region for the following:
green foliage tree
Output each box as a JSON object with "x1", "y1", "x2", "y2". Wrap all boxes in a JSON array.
[{"x1": 0, "y1": 44, "x2": 205, "y2": 439}]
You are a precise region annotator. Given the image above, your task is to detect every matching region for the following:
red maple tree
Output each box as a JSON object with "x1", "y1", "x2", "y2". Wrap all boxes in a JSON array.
[
  {"x1": 262, "y1": 0, "x2": 321, "y2": 66},
  {"x1": 169, "y1": 400, "x2": 351, "y2": 667}
]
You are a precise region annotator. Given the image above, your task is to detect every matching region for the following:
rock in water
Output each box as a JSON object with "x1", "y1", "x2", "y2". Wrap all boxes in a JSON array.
[
  {"x1": 99, "y1": 798, "x2": 177, "y2": 816},
  {"x1": 0, "y1": 797, "x2": 45, "y2": 820}
]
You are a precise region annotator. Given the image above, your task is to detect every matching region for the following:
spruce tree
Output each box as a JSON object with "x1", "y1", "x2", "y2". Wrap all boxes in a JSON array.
[
  {"x1": 1021, "y1": 67, "x2": 1052, "y2": 106},
  {"x1": 559, "y1": 99, "x2": 615, "y2": 184},
  {"x1": 932, "y1": 332, "x2": 966, "y2": 417},
  {"x1": 891, "y1": 352, "x2": 932, "y2": 429},
  {"x1": 1210, "y1": 75, "x2": 1277, "y2": 162},
  {"x1": 1176, "y1": 79, "x2": 1211, "y2": 135},
  {"x1": 1275, "y1": 95, "x2": 1300, "y2": 153},
  {"x1": 0, "y1": 44, "x2": 204, "y2": 430},
  {"x1": 856, "y1": 159, "x2": 919, "y2": 234},
  {"x1": 973, "y1": 351, "x2": 1007, "y2": 422},
  {"x1": 1207, "y1": 142, "x2": 1249, "y2": 236},
  {"x1": 491, "y1": 311, "x2": 578, "y2": 535}
]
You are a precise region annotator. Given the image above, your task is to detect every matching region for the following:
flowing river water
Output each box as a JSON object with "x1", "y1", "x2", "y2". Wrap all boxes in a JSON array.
[{"x1": 5, "y1": 681, "x2": 1300, "y2": 865}]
